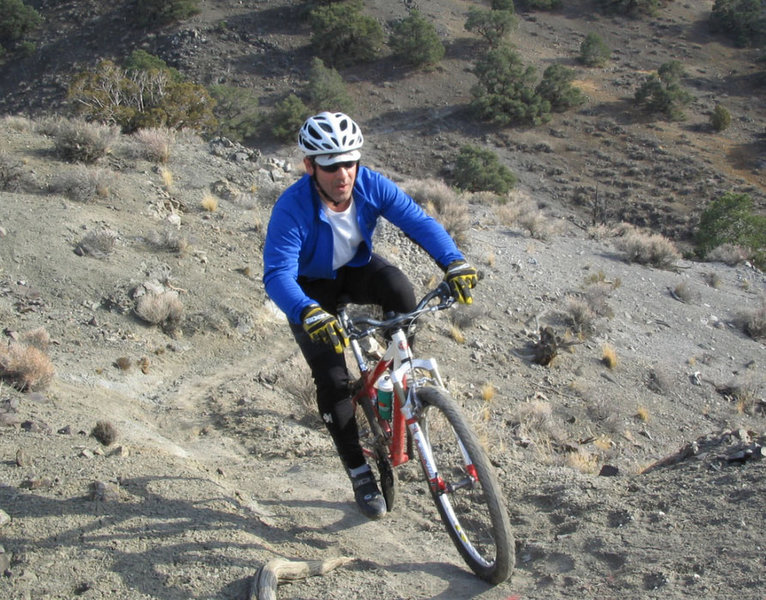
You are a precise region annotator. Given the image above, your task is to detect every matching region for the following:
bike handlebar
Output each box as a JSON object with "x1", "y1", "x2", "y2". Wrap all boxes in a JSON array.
[{"x1": 339, "y1": 281, "x2": 455, "y2": 340}]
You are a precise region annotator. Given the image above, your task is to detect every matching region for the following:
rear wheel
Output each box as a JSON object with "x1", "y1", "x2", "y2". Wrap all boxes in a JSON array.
[{"x1": 415, "y1": 386, "x2": 514, "y2": 584}]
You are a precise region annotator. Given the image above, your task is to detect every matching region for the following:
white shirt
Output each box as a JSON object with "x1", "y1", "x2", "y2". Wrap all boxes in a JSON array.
[{"x1": 323, "y1": 199, "x2": 363, "y2": 270}]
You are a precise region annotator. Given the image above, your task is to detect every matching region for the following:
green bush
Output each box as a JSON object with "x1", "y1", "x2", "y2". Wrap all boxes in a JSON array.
[
  {"x1": 491, "y1": 0, "x2": 516, "y2": 10},
  {"x1": 124, "y1": 49, "x2": 182, "y2": 81},
  {"x1": 453, "y1": 145, "x2": 517, "y2": 195},
  {"x1": 68, "y1": 58, "x2": 217, "y2": 133},
  {"x1": 535, "y1": 64, "x2": 586, "y2": 112},
  {"x1": 519, "y1": 0, "x2": 563, "y2": 8},
  {"x1": 271, "y1": 93, "x2": 310, "y2": 142},
  {"x1": 209, "y1": 85, "x2": 263, "y2": 142},
  {"x1": 579, "y1": 32, "x2": 611, "y2": 67},
  {"x1": 634, "y1": 60, "x2": 692, "y2": 121},
  {"x1": 710, "y1": 104, "x2": 732, "y2": 131},
  {"x1": 389, "y1": 10, "x2": 445, "y2": 68},
  {"x1": 0, "y1": 0, "x2": 41, "y2": 50},
  {"x1": 135, "y1": 0, "x2": 200, "y2": 27},
  {"x1": 309, "y1": 0, "x2": 384, "y2": 66},
  {"x1": 305, "y1": 57, "x2": 354, "y2": 113},
  {"x1": 470, "y1": 45, "x2": 551, "y2": 126},
  {"x1": 464, "y1": 8, "x2": 517, "y2": 48},
  {"x1": 709, "y1": 0, "x2": 766, "y2": 48},
  {"x1": 695, "y1": 192, "x2": 766, "y2": 269}
]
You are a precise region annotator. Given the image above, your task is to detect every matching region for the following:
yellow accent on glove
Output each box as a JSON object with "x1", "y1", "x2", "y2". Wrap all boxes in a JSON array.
[
  {"x1": 444, "y1": 261, "x2": 478, "y2": 305},
  {"x1": 302, "y1": 305, "x2": 349, "y2": 354}
]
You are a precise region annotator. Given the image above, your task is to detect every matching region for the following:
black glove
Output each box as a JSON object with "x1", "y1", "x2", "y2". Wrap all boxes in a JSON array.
[
  {"x1": 444, "y1": 260, "x2": 478, "y2": 305},
  {"x1": 301, "y1": 305, "x2": 349, "y2": 354}
]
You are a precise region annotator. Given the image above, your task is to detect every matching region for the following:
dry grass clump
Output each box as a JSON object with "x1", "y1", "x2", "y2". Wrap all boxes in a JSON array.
[
  {"x1": 404, "y1": 178, "x2": 470, "y2": 246},
  {"x1": 2, "y1": 115, "x2": 33, "y2": 132},
  {"x1": 49, "y1": 165, "x2": 111, "y2": 202},
  {"x1": 200, "y1": 193, "x2": 219, "y2": 212},
  {"x1": 601, "y1": 343, "x2": 618, "y2": 369},
  {"x1": 144, "y1": 228, "x2": 191, "y2": 255},
  {"x1": 671, "y1": 280, "x2": 700, "y2": 303},
  {"x1": 495, "y1": 194, "x2": 556, "y2": 240},
  {"x1": 44, "y1": 117, "x2": 118, "y2": 164},
  {"x1": 134, "y1": 285, "x2": 183, "y2": 331},
  {"x1": 564, "y1": 295, "x2": 597, "y2": 336},
  {"x1": 0, "y1": 329, "x2": 55, "y2": 391},
  {"x1": 739, "y1": 295, "x2": 766, "y2": 340},
  {"x1": 614, "y1": 224, "x2": 680, "y2": 269},
  {"x1": 131, "y1": 127, "x2": 175, "y2": 163},
  {"x1": 75, "y1": 228, "x2": 119, "y2": 258}
]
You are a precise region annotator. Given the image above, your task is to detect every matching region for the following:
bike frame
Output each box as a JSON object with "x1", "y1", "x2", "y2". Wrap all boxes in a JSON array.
[{"x1": 342, "y1": 287, "x2": 469, "y2": 494}]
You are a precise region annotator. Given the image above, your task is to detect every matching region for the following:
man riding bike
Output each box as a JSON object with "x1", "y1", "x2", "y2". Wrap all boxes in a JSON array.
[{"x1": 262, "y1": 111, "x2": 477, "y2": 519}]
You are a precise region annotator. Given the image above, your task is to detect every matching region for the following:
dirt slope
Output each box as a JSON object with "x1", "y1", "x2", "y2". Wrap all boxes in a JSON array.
[{"x1": 0, "y1": 113, "x2": 765, "y2": 600}]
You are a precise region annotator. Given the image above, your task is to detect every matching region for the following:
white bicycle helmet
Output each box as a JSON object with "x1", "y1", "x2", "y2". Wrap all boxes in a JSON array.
[{"x1": 298, "y1": 112, "x2": 363, "y2": 166}]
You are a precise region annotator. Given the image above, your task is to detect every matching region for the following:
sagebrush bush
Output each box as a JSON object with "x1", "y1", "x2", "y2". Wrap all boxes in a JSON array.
[
  {"x1": 740, "y1": 296, "x2": 766, "y2": 340},
  {"x1": 134, "y1": 289, "x2": 183, "y2": 329},
  {"x1": 145, "y1": 228, "x2": 190, "y2": 254},
  {"x1": 0, "y1": 150, "x2": 26, "y2": 191},
  {"x1": 0, "y1": 334, "x2": 55, "y2": 392},
  {"x1": 75, "y1": 228, "x2": 118, "y2": 258},
  {"x1": 131, "y1": 127, "x2": 175, "y2": 163},
  {"x1": 49, "y1": 165, "x2": 111, "y2": 202},
  {"x1": 48, "y1": 118, "x2": 118, "y2": 163},
  {"x1": 614, "y1": 224, "x2": 680, "y2": 269},
  {"x1": 453, "y1": 145, "x2": 517, "y2": 195},
  {"x1": 209, "y1": 84, "x2": 263, "y2": 142},
  {"x1": 565, "y1": 295, "x2": 597, "y2": 336}
]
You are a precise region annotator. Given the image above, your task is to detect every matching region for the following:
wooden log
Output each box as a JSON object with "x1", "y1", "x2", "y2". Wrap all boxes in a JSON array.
[{"x1": 249, "y1": 556, "x2": 354, "y2": 600}]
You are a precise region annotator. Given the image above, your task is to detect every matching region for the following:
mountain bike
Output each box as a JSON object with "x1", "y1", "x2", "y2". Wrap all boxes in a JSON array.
[{"x1": 337, "y1": 281, "x2": 514, "y2": 584}]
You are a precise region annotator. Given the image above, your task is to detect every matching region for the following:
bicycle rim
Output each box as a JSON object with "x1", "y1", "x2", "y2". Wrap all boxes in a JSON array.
[{"x1": 416, "y1": 386, "x2": 514, "y2": 584}]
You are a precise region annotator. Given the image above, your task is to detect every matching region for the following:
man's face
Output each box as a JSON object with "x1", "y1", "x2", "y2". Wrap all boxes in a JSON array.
[{"x1": 304, "y1": 157, "x2": 358, "y2": 208}]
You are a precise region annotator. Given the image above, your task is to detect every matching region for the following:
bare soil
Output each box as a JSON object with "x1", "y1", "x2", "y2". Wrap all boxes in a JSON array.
[{"x1": 1, "y1": 1, "x2": 765, "y2": 599}]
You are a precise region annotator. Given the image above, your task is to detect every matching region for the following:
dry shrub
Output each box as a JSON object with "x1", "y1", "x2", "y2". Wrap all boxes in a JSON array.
[
  {"x1": 131, "y1": 127, "x2": 175, "y2": 163},
  {"x1": 635, "y1": 406, "x2": 650, "y2": 422},
  {"x1": 601, "y1": 343, "x2": 618, "y2": 369},
  {"x1": 47, "y1": 117, "x2": 118, "y2": 163},
  {"x1": 703, "y1": 271, "x2": 721, "y2": 289},
  {"x1": 584, "y1": 282, "x2": 615, "y2": 318},
  {"x1": 0, "y1": 334, "x2": 55, "y2": 392},
  {"x1": 404, "y1": 178, "x2": 470, "y2": 246},
  {"x1": 144, "y1": 228, "x2": 190, "y2": 255},
  {"x1": 49, "y1": 165, "x2": 111, "y2": 202},
  {"x1": 494, "y1": 196, "x2": 536, "y2": 228},
  {"x1": 75, "y1": 228, "x2": 118, "y2": 258},
  {"x1": 511, "y1": 398, "x2": 559, "y2": 447},
  {"x1": 200, "y1": 193, "x2": 219, "y2": 212},
  {"x1": 614, "y1": 224, "x2": 680, "y2": 269},
  {"x1": 517, "y1": 209, "x2": 556, "y2": 240},
  {"x1": 2, "y1": 115, "x2": 33, "y2": 132},
  {"x1": 134, "y1": 289, "x2": 183, "y2": 330},
  {"x1": 672, "y1": 280, "x2": 699, "y2": 303},
  {"x1": 91, "y1": 420, "x2": 118, "y2": 446},
  {"x1": 160, "y1": 167, "x2": 174, "y2": 191},
  {"x1": 564, "y1": 295, "x2": 596, "y2": 336},
  {"x1": 740, "y1": 295, "x2": 766, "y2": 340},
  {"x1": 0, "y1": 151, "x2": 28, "y2": 191},
  {"x1": 705, "y1": 243, "x2": 753, "y2": 266}
]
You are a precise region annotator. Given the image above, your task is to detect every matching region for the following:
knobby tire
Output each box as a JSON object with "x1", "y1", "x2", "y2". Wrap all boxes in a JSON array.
[{"x1": 415, "y1": 386, "x2": 514, "y2": 584}]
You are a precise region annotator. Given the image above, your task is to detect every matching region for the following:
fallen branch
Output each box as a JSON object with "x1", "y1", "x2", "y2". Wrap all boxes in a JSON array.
[{"x1": 249, "y1": 556, "x2": 354, "y2": 600}]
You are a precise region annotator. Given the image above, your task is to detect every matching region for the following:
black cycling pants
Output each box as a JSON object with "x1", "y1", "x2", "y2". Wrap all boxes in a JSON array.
[{"x1": 290, "y1": 254, "x2": 416, "y2": 471}]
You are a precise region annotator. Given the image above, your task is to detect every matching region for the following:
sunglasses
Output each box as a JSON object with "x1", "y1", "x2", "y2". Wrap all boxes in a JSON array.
[{"x1": 315, "y1": 160, "x2": 358, "y2": 173}]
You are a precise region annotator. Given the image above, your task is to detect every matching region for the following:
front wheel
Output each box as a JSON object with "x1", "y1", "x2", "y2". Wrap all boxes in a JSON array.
[{"x1": 415, "y1": 386, "x2": 514, "y2": 584}]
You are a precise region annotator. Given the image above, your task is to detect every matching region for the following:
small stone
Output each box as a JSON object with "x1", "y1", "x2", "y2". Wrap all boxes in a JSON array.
[
  {"x1": 15, "y1": 448, "x2": 30, "y2": 467},
  {"x1": 0, "y1": 509, "x2": 11, "y2": 527}
]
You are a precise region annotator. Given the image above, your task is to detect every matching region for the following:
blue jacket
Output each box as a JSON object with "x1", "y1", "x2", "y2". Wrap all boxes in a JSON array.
[{"x1": 263, "y1": 166, "x2": 465, "y2": 323}]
